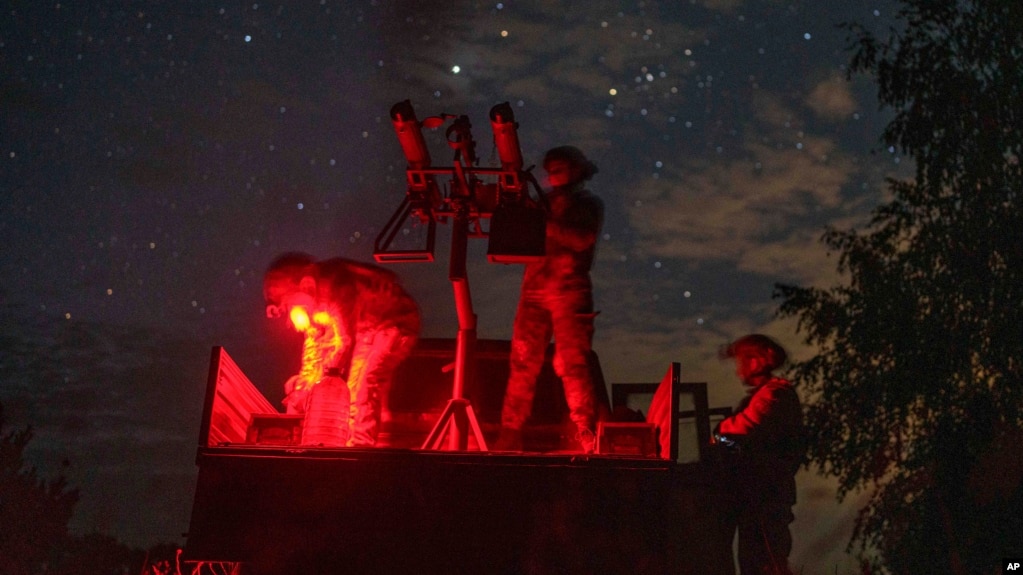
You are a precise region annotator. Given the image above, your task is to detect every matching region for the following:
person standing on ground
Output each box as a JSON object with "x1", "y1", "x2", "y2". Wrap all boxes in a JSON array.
[{"x1": 715, "y1": 334, "x2": 805, "y2": 575}]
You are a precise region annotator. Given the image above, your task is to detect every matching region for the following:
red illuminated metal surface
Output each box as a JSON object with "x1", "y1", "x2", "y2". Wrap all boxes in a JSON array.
[{"x1": 186, "y1": 346, "x2": 736, "y2": 574}]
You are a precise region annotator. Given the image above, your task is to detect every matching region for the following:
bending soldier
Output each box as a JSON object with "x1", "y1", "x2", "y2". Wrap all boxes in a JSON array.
[{"x1": 264, "y1": 253, "x2": 420, "y2": 447}]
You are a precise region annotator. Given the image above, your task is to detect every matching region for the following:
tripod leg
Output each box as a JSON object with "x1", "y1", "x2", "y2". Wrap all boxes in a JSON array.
[
  {"x1": 420, "y1": 399, "x2": 490, "y2": 451},
  {"x1": 421, "y1": 400, "x2": 458, "y2": 450}
]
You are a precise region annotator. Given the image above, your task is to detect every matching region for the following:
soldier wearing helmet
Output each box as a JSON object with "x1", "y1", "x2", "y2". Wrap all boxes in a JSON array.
[
  {"x1": 496, "y1": 145, "x2": 604, "y2": 453},
  {"x1": 715, "y1": 333, "x2": 805, "y2": 575}
]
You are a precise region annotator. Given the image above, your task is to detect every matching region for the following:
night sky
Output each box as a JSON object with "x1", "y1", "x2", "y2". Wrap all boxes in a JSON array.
[{"x1": 2, "y1": 1, "x2": 903, "y2": 571}]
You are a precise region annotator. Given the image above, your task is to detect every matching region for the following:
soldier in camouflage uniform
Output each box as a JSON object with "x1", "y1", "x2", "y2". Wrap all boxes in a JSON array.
[
  {"x1": 497, "y1": 146, "x2": 604, "y2": 453},
  {"x1": 264, "y1": 253, "x2": 420, "y2": 447},
  {"x1": 715, "y1": 334, "x2": 804, "y2": 575}
]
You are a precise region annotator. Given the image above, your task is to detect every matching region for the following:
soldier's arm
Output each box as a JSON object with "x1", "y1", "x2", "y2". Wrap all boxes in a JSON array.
[
  {"x1": 718, "y1": 386, "x2": 774, "y2": 436},
  {"x1": 718, "y1": 383, "x2": 799, "y2": 443},
  {"x1": 549, "y1": 196, "x2": 603, "y2": 252}
]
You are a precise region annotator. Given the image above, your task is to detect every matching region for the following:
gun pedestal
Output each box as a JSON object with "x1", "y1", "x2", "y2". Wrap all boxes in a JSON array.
[
  {"x1": 375, "y1": 100, "x2": 545, "y2": 452},
  {"x1": 420, "y1": 209, "x2": 488, "y2": 451}
]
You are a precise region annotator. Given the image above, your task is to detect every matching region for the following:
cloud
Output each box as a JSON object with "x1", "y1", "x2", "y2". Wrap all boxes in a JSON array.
[
  {"x1": 791, "y1": 472, "x2": 869, "y2": 573},
  {"x1": 734, "y1": 228, "x2": 844, "y2": 286},
  {"x1": 807, "y1": 74, "x2": 859, "y2": 121},
  {"x1": 623, "y1": 89, "x2": 864, "y2": 289}
]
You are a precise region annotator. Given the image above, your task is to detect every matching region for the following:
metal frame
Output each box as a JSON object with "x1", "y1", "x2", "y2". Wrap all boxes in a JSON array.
[{"x1": 610, "y1": 363, "x2": 727, "y2": 462}]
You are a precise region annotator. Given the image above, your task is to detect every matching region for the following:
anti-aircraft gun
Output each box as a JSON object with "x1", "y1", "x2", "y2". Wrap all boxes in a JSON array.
[{"x1": 374, "y1": 100, "x2": 548, "y2": 451}]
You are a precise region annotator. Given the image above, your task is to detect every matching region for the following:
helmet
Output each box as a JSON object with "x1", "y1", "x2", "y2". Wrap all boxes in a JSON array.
[
  {"x1": 721, "y1": 334, "x2": 788, "y2": 371},
  {"x1": 263, "y1": 251, "x2": 317, "y2": 311},
  {"x1": 542, "y1": 145, "x2": 598, "y2": 181}
]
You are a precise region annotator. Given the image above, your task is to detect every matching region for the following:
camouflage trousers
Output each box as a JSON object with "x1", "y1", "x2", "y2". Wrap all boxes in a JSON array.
[
  {"x1": 286, "y1": 326, "x2": 416, "y2": 447},
  {"x1": 501, "y1": 285, "x2": 597, "y2": 433},
  {"x1": 345, "y1": 326, "x2": 417, "y2": 446}
]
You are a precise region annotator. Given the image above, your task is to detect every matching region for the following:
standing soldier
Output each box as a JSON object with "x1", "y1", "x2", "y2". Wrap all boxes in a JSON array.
[
  {"x1": 715, "y1": 334, "x2": 805, "y2": 575},
  {"x1": 496, "y1": 146, "x2": 604, "y2": 453},
  {"x1": 264, "y1": 253, "x2": 420, "y2": 447}
]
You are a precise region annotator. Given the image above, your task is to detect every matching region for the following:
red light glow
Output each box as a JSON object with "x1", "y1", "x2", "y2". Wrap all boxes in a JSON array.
[
  {"x1": 290, "y1": 306, "x2": 311, "y2": 332},
  {"x1": 289, "y1": 305, "x2": 345, "y2": 392}
]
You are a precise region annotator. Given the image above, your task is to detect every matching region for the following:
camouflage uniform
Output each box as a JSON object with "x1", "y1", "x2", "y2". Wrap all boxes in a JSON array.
[
  {"x1": 274, "y1": 256, "x2": 420, "y2": 447},
  {"x1": 717, "y1": 376, "x2": 804, "y2": 575},
  {"x1": 501, "y1": 182, "x2": 604, "y2": 444},
  {"x1": 318, "y1": 258, "x2": 419, "y2": 446}
]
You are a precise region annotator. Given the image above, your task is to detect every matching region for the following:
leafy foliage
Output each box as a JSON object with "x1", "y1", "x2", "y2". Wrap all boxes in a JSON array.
[
  {"x1": 774, "y1": 1, "x2": 1023, "y2": 573},
  {"x1": 0, "y1": 402, "x2": 80, "y2": 575},
  {"x1": 0, "y1": 400, "x2": 186, "y2": 574}
]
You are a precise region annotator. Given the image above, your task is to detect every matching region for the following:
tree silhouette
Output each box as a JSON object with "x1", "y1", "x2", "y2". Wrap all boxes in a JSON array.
[
  {"x1": 0, "y1": 401, "x2": 80, "y2": 575},
  {"x1": 774, "y1": 1, "x2": 1023, "y2": 573}
]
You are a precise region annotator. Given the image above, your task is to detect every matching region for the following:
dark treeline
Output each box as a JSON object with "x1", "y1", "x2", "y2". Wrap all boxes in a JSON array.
[
  {"x1": 776, "y1": 1, "x2": 1023, "y2": 573},
  {"x1": 1, "y1": 400, "x2": 180, "y2": 575}
]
